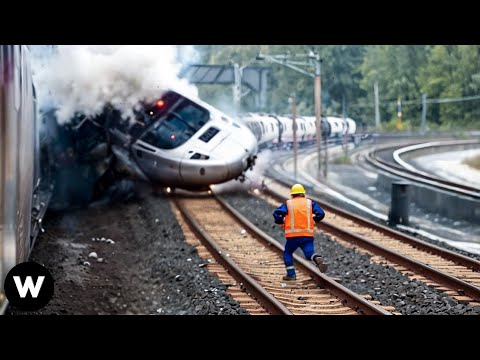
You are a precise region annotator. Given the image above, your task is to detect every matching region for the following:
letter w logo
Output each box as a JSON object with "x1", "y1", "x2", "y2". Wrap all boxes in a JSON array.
[{"x1": 13, "y1": 276, "x2": 45, "y2": 298}]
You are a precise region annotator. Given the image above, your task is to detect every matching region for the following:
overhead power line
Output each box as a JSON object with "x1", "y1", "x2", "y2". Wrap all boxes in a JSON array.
[{"x1": 350, "y1": 94, "x2": 480, "y2": 108}]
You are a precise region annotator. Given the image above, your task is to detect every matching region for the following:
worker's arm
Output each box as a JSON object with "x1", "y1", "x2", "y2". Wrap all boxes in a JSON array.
[
  {"x1": 273, "y1": 203, "x2": 288, "y2": 224},
  {"x1": 312, "y1": 201, "x2": 325, "y2": 222}
]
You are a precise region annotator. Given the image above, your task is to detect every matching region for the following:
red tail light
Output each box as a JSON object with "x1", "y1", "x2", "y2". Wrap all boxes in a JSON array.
[{"x1": 156, "y1": 99, "x2": 165, "y2": 108}]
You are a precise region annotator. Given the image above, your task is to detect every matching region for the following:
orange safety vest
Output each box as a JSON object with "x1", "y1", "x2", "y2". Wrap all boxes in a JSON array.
[{"x1": 284, "y1": 197, "x2": 315, "y2": 238}]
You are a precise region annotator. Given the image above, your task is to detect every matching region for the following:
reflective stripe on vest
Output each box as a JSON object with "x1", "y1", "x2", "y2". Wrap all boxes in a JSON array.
[{"x1": 284, "y1": 197, "x2": 314, "y2": 237}]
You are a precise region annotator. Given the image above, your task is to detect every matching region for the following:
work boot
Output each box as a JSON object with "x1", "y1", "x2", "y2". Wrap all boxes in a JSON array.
[
  {"x1": 313, "y1": 255, "x2": 328, "y2": 273},
  {"x1": 282, "y1": 274, "x2": 296, "y2": 281}
]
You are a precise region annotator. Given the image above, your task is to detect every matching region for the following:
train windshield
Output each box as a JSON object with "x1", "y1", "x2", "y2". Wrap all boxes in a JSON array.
[{"x1": 141, "y1": 98, "x2": 210, "y2": 149}]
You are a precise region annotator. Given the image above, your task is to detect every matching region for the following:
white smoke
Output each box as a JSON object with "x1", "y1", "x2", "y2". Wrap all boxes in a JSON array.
[
  {"x1": 176, "y1": 45, "x2": 201, "y2": 65},
  {"x1": 30, "y1": 45, "x2": 198, "y2": 124},
  {"x1": 248, "y1": 148, "x2": 274, "y2": 188}
]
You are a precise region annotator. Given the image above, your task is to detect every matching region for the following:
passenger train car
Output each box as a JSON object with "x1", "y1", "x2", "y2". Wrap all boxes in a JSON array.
[
  {"x1": 240, "y1": 113, "x2": 357, "y2": 149},
  {"x1": 0, "y1": 45, "x2": 55, "y2": 312}
]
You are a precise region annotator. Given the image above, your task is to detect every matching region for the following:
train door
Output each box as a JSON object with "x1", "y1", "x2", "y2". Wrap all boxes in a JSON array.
[{"x1": 270, "y1": 116, "x2": 282, "y2": 145}]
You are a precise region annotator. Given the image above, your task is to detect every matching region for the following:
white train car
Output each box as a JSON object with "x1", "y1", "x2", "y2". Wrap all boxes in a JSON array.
[
  {"x1": 240, "y1": 113, "x2": 262, "y2": 142},
  {"x1": 294, "y1": 116, "x2": 306, "y2": 142},
  {"x1": 301, "y1": 116, "x2": 317, "y2": 143},
  {"x1": 257, "y1": 114, "x2": 279, "y2": 146},
  {"x1": 0, "y1": 45, "x2": 55, "y2": 312},
  {"x1": 276, "y1": 116, "x2": 294, "y2": 145},
  {"x1": 346, "y1": 117, "x2": 356, "y2": 135},
  {"x1": 325, "y1": 116, "x2": 345, "y2": 138},
  {"x1": 241, "y1": 112, "x2": 358, "y2": 150}
]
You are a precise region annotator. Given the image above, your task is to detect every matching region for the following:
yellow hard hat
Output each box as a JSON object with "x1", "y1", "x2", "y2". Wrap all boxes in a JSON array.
[{"x1": 290, "y1": 183, "x2": 306, "y2": 196}]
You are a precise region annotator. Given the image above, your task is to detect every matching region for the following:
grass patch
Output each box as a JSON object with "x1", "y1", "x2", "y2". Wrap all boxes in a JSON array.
[
  {"x1": 332, "y1": 154, "x2": 352, "y2": 165},
  {"x1": 463, "y1": 154, "x2": 480, "y2": 170}
]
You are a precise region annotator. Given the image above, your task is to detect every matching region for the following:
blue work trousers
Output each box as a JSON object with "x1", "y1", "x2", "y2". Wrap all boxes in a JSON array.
[{"x1": 284, "y1": 236, "x2": 315, "y2": 276}]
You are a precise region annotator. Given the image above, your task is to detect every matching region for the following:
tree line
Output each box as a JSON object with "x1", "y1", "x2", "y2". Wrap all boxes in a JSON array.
[{"x1": 193, "y1": 45, "x2": 480, "y2": 130}]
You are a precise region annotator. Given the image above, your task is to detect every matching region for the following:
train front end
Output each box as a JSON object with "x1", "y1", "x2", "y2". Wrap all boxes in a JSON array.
[{"x1": 129, "y1": 91, "x2": 258, "y2": 190}]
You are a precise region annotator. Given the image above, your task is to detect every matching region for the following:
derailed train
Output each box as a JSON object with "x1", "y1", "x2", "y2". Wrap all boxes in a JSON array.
[
  {"x1": 240, "y1": 113, "x2": 357, "y2": 149},
  {"x1": 47, "y1": 89, "x2": 258, "y2": 209},
  {"x1": 0, "y1": 45, "x2": 258, "y2": 310}
]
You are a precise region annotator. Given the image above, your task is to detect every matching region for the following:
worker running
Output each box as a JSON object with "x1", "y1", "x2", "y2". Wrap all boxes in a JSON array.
[{"x1": 273, "y1": 183, "x2": 327, "y2": 281}]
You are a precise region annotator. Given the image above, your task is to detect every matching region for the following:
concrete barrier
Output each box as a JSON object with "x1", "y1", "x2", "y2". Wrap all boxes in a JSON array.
[
  {"x1": 376, "y1": 172, "x2": 480, "y2": 222},
  {"x1": 398, "y1": 141, "x2": 480, "y2": 164}
]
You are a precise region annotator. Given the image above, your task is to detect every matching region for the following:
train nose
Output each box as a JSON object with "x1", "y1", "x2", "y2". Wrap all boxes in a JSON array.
[
  {"x1": 234, "y1": 125, "x2": 258, "y2": 157},
  {"x1": 211, "y1": 127, "x2": 258, "y2": 179}
]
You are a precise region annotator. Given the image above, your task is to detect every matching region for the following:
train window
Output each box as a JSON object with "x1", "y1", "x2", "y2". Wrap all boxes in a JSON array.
[
  {"x1": 271, "y1": 123, "x2": 274, "y2": 132},
  {"x1": 173, "y1": 101, "x2": 210, "y2": 131},
  {"x1": 260, "y1": 122, "x2": 265, "y2": 134},
  {"x1": 140, "y1": 98, "x2": 210, "y2": 149},
  {"x1": 141, "y1": 119, "x2": 187, "y2": 149}
]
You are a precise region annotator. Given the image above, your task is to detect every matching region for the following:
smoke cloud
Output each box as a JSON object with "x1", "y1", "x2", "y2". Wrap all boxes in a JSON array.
[{"x1": 30, "y1": 45, "x2": 198, "y2": 124}]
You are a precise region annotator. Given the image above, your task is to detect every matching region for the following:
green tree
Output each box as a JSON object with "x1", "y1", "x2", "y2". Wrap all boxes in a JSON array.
[
  {"x1": 418, "y1": 45, "x2": 480, "y2": 127},
  {"x1": 194, "y1": 45, "x2": 367, "y2": 117},
  {"x1": 190, "y1": 45, "x2": 480, "y2": 130},
  {"x1": 359, "y1": 45, "x2": 430, "y2": 128}
]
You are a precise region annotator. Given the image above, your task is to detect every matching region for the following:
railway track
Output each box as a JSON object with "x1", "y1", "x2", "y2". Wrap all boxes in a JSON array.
[
  {"x1": 365, "y1": 141, "x2": 480, "y2": 198},
  {"x1": 171, "y1": 193, "x2": 390, "y2": 315},
  {"x1": 261, "y1": 177, "x2": 480, "y2": 309}
]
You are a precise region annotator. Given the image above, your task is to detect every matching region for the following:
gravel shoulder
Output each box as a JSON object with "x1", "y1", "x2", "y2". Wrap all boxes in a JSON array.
[{"x1": 7, "y1": 184, "x2": 248, "y2": 315}]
